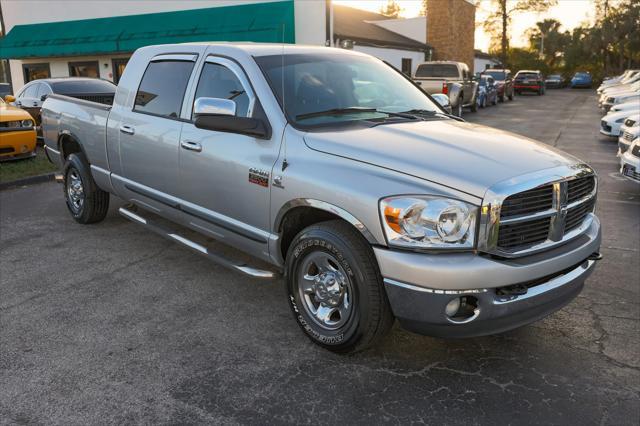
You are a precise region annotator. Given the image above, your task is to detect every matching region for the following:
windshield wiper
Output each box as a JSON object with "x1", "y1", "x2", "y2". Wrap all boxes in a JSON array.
[
  {"x1": 402, "y1": 108, "x2": 462, "y2": 121},
  {"x1": 296, "y1": 107, "x2": 419, "y2": 121},
  {"x1": 296, "y1": 107, "x2": 377, "y2": 121}
]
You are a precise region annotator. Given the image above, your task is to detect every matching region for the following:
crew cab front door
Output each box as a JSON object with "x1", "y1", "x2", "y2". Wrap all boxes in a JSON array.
[{"x1": 177, "y1": 57, "x2": 279, "y2": 254}]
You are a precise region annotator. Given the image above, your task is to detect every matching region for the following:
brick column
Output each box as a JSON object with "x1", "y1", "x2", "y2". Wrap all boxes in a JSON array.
[{"x1": 426, "y1": 0, "x2": 476, "y2": 72}]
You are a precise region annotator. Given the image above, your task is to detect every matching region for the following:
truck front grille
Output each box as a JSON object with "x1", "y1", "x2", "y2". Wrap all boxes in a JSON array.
[
  {"x1": 495, "y1": 175, "x2": 596, "y2": 253},
  {"x1": 623, "y1": 131, "x2": 635, "y2": 141}
]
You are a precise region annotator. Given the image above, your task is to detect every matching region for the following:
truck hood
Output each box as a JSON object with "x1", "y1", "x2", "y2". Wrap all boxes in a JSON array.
[{"x1": 303, "y1": 119, "x2": 580, "y2": 198}]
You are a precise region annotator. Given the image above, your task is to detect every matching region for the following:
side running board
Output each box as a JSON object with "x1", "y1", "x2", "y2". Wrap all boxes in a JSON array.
[{"x1": 119, "y1": 207, "x2": 276, "y2": 279}]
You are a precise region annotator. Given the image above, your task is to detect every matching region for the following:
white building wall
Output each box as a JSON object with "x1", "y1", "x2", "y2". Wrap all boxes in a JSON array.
[
  {"x1": 368, "y1": 17, "x2": 427, "y2": 44},
  {"x1": 352, "y1": 46, "x2": 425, "y2": 75},
  {"x1": 474, "y1": 57, "x2": 499, "y2": 73}
]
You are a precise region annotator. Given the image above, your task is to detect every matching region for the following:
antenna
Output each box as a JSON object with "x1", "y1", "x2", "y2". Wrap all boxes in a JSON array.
[{"x1": 281, "y1": 23, "x2": 289, "y2": 171}]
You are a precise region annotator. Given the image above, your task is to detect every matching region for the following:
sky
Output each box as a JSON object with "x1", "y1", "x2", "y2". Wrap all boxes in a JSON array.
[{"x1": 333, "y1": 0, "x2": 597, "y2": 52}]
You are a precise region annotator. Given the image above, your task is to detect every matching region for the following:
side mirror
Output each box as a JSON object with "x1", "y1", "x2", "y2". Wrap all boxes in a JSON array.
[
  {"x1": 4, "y1": 95, "x2": 15, "y2": 103},
  {"x1": 193, "y1": 97, "x2": 271, "y2": 139},
  {"x1": 431, "y1": 93, "x2": 451, "y2": 108},
  {"x1": 194, "y1": 97, "x2": 236, "y2": 117},
  {"x1": 40, "y1": 94, "x2": 48, "y2": 102}
]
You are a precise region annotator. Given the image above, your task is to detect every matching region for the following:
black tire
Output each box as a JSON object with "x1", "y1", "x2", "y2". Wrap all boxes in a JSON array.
[
  {"x1": 455, "y1": 99, "x2": 463, "y2": 117},
  {"x1": 470, "y1": 95, "x2": 478, "y2": 112},
  {"x1": 284, "y1": 220, "x2": 394, "y2": 353},
  {"x1": 63, "y1": 153, "x2": 110, "y2": 224},
  {"x1": 499, "y1": 94, "x2": 505, "y2": 103},
  {"x1": 508, "y1": 91, "x2": 514, "y2": 101}
]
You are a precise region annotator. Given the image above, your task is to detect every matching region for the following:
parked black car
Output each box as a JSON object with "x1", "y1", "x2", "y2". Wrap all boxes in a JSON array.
[
  {"x1": 5, "y1": 77, "x2": 116, "y2": 137},
  {"x1": 0, "y1": 83, "x2": 12, "y2": 99},
  {"x1": 481, "y1": 68, "x2": 514, "y2": 102},
  {"x1": 514, "y1": 70, "x2": 545, "y2": 95},
  {"x1": 545, "y1": 74, "x2": 565, "y2": 89}
]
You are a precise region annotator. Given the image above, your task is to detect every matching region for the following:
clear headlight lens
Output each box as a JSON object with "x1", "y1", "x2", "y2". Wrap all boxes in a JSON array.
[
  {"x1": 21, "y1": 119, "x2": 34, "y2": 127},
  {"x1": 380, "y1": 196, "x2": 477, "y2": 249}
]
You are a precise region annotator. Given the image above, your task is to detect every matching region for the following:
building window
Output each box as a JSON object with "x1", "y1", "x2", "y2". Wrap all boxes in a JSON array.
[
  {"x1": 112, "y1": 58, "x2": 129, "y2": 84},
  {"x1": 401, "y1": 58, "x2": 412, "y2": 76},
  {"x1": 69, "y1": 61, "x2": 99, "y2": 78},
  {"x1": 134, "y1": 60, "x2": 195, "y2": 118},
  {"x1": 23, "y1": 63, "x2": 51, "y2": 83}
]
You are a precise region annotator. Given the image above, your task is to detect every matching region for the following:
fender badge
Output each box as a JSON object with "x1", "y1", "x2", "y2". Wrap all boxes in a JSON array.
[{"x1": 249, "y1": 168, "x2": 269, "y2": 187}]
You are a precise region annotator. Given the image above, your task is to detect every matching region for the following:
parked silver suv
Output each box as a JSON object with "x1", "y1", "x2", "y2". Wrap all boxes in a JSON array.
[{"x1": 41, "y1": 44, "x2": 601, "y2": 352}]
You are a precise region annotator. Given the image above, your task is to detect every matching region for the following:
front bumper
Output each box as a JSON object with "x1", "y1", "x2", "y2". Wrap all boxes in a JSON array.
[
  {"x1": 374, "y1": 216, "x2": 601, "y2": 337},
  {"x1": 620, "y1": 151, "x2": 640, "y2": 182}
]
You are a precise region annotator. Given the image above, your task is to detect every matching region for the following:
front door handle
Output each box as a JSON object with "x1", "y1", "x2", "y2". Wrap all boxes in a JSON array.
[
  {"x1": 119, "y1": 125, "x2": 135, "y2": 135},
  {"x1": 180, "y1": 140, "x2": 202, "y2": 152}
]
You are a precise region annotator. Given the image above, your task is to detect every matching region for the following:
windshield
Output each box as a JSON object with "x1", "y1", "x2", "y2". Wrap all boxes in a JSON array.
[
  {"x1": 483, "y1": 70, "x2": 505, "y2": 80},
  {"x1": 255, "y1": 53, "x2": 440, "y2": 128},
  {"x1": 415, "y1": 64, "x2": 459, "y2": 78},
  {"x1": 548, "y1": 74, "x2": 562, "y2": 79},
  {"x1": 574, "y1": 73, "x2": 590, "y2": 78},
  {"x1": 516, "y1": 72, "x2": 539, "y2": 79}
]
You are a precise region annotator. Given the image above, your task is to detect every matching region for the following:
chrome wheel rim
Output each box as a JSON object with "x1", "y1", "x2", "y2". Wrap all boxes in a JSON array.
[
  {"x1": 297, "y1": 251, "x2": 353, "y2": 330},
  {"x1": 67, "y1": 169, "x2": 84, "y2": 213}
]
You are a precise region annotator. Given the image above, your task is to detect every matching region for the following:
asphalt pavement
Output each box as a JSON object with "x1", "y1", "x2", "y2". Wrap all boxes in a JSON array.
[{"x1": 1, "y1": 89, "x2": 639, "y2": 425}]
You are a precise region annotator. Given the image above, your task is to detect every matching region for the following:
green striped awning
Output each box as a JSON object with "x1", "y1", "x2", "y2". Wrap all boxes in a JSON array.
[{"x1": 0, "y1": 1, "x2": 295, "y2": 59}]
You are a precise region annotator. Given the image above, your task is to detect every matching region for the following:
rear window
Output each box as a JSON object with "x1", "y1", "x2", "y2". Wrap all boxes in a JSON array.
[
  {"x1": 134, "y1": 60, "x2": 195, "y2": 118},
  {"x1": 50, "y1": 80, "x2": 116, "y2": 95},
  {"x1": 415, "y1": 64, "x2": 459, "y2": 78},
  {"x1": 483, "y1": 70, "x2": 505, "y2": 80},
  {"x1": 516, "y1": 72, "x2": 539, "y2": 79}
]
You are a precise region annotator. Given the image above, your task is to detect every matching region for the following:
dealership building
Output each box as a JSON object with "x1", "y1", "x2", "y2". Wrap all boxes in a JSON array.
[{"x1": 0, "y1": 0, "x2": 476, "y2": 93}]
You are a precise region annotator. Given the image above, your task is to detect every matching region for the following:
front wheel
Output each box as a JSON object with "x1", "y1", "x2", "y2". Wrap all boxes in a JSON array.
[
  {"x1": 63, "y1": 153, "x2": 110, "y2": 224},
  {"x1": 285, "y1": 221, "x2": 394, "y2": 353},
  {"x1": 455, "y1": 99, "x2": 463, "y2": 117}
]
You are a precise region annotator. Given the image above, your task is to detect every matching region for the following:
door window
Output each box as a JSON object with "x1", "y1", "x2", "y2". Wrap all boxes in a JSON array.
[
  {"x1": 134, "y1": 60, "x2": 195, "y2": 118},
  {"x1": 37, "y1": 84, "x2": 52, "y2": 99},
  {"x1": 401, "y1": 58, "x2": 412, "y2": 76},
  {"x1": 193, "y1": 62, "x2": 251, "y2": 117},
  {"x1": 21, "y1": 83, "x2": 40, "y2": 99},
  {"x1": 23, "y1": 63, "x2": 50, "y2": 83},
  {"x1": 112, "y1": 58, "x2": 129, "y2": 84},
  {"x1": 68, "y1": 61, "x2": 99, "y2": 78}
]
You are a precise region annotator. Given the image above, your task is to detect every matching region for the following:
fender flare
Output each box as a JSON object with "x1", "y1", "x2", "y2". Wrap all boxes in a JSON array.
[{"x1": 274, "y1": 198, "x2": 378, "y2": 245}]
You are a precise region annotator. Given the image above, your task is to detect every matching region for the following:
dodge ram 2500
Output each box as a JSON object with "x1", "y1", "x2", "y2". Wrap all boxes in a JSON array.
[{"x1": 42, "y1": 43, "x2": 602, "y2": 353}]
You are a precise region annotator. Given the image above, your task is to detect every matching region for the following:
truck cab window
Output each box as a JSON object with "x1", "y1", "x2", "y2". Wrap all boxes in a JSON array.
[
  {"x1": 134, "y1": 60, "x2": 194, "y2": 118},
  {"x1": 194, "y1": 63, "x2": 250, "y2": 117}
]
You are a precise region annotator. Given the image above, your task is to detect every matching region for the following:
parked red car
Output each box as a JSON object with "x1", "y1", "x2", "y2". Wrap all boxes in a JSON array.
[
  {"x1": 481, "y1": 68, "x2": 514, "y2": 102},
  {"x1": 514, "y1": 70, "x2": 546, "y2": 95}
]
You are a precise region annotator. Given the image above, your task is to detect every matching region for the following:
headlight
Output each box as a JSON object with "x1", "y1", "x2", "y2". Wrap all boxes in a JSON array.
[
  {"x1": 21, "y1": 119, "x2": 34, "y2": 127},
  {"x1": 380, "y1": 196, "x2": 477, "y2": 249}
]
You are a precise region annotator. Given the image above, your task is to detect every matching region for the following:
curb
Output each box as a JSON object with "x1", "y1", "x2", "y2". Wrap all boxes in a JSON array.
[{"x1": 0, "y1": 173, "x2": 57, "y2": 191}]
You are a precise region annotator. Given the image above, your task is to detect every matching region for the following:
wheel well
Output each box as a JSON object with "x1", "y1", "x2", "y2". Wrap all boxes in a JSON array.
[
  {"x1": 278, "y1": 207, "x2": 345, "y2": 259},
  {"x1": 59, "y1": 134, "x2": 82, "y2": 160}
]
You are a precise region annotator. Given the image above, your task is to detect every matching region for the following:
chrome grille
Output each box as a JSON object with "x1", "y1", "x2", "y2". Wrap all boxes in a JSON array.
[
  {"x1": 479, "y1": 165, "x2": 597, "y2": 258},
  {"x1": 500, "y1": 185, "x2": 553, "y2": 218},
  {"x1": 623, "y1": 131, "x2": 635, "y2": 141}
]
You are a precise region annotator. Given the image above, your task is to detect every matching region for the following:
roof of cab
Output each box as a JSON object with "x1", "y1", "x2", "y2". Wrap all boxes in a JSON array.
[{"x1": 163, "y1": 42, "x2": 372, "y2": 57}]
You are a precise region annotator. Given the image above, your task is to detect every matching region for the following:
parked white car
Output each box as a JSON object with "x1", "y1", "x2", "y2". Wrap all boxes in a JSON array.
[
  {"x1": 618, "y1": 118, "x2": 640, "y2": 156},
  {"x1": 601, "y1": 110, "x2": 640, "y2": 137},
  {"x1": 610, "y1": 99, "x2": 640, "y2": 113},
  {"x1": 601, "y1": 90, "x2": 639, "y2": 112},
  {"x1": 598, "y1": 71, "x2": 640, "y2": 95},
  {"x1": 619, "y1": 137, "x2": 640, "y2": 183}
]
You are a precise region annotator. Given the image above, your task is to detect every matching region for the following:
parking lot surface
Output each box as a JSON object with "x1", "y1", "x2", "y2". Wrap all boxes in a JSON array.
[{"x1": 1, "y1": 90, "x2": 639, "y2": 425}]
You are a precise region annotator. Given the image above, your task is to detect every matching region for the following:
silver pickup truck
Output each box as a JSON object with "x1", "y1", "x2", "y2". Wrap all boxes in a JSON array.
[
  {"x1": 413, "y1": 61, "x2": 479, "y2": 117},
  {"x1": 42, "y1": 43, "x2": 601, "y2": 353}
]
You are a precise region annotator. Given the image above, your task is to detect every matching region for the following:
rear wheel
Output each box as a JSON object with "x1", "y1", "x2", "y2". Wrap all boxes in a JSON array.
[
  {"x1": 285, "y1": 220, "x2": 394, "y2": 353},
  {"x1": 508, "y1": 89, "x2": 514, "y2": 101},
  {"x1": 63, "y1": 153, "x2": 109, "y2": 224}
]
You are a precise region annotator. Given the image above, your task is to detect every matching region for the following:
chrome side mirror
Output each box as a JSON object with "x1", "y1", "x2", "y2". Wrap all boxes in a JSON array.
[
  {"x1": 431, "y1": 93, "x2": 451, "y2": 109},
  {"x1": 194, "y1": 97, "x2": 236, "y2": 117}
]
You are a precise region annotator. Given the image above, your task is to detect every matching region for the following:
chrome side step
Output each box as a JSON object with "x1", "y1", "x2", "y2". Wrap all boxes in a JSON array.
[{"x1": 118, "y1": 207, "x2": 276, "y2": 279}]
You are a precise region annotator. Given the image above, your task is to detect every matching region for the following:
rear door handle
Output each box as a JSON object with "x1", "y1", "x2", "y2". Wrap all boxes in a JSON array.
[
  {"x1": 181, "y1": 140, "x2": 202, "y2": 152},
  {"x1": 119, "y1": 125, "x2": 135, "y2": 135}
]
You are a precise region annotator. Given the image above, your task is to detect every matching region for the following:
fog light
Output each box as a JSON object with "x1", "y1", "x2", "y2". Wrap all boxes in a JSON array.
[
  {"x1": 445, "y1": 298, "x2": 461, "y2": 317},
  {"x1": 445, "y1": 296, "x2": 480, "y2": 323}
]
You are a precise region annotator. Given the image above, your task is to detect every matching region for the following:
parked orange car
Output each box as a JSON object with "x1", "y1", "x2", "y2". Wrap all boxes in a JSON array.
[{"x1": 0, "y1": 97, "x2": 37, "y2": 160}]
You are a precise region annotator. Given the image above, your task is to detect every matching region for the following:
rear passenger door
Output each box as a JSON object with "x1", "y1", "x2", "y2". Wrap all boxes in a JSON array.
[
  {"x1": 118, "y1": 55, "x2": 196, "y2": 197},
  {"x1": 16, "y1": 83, "x2": 41, "y2": 123}
]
